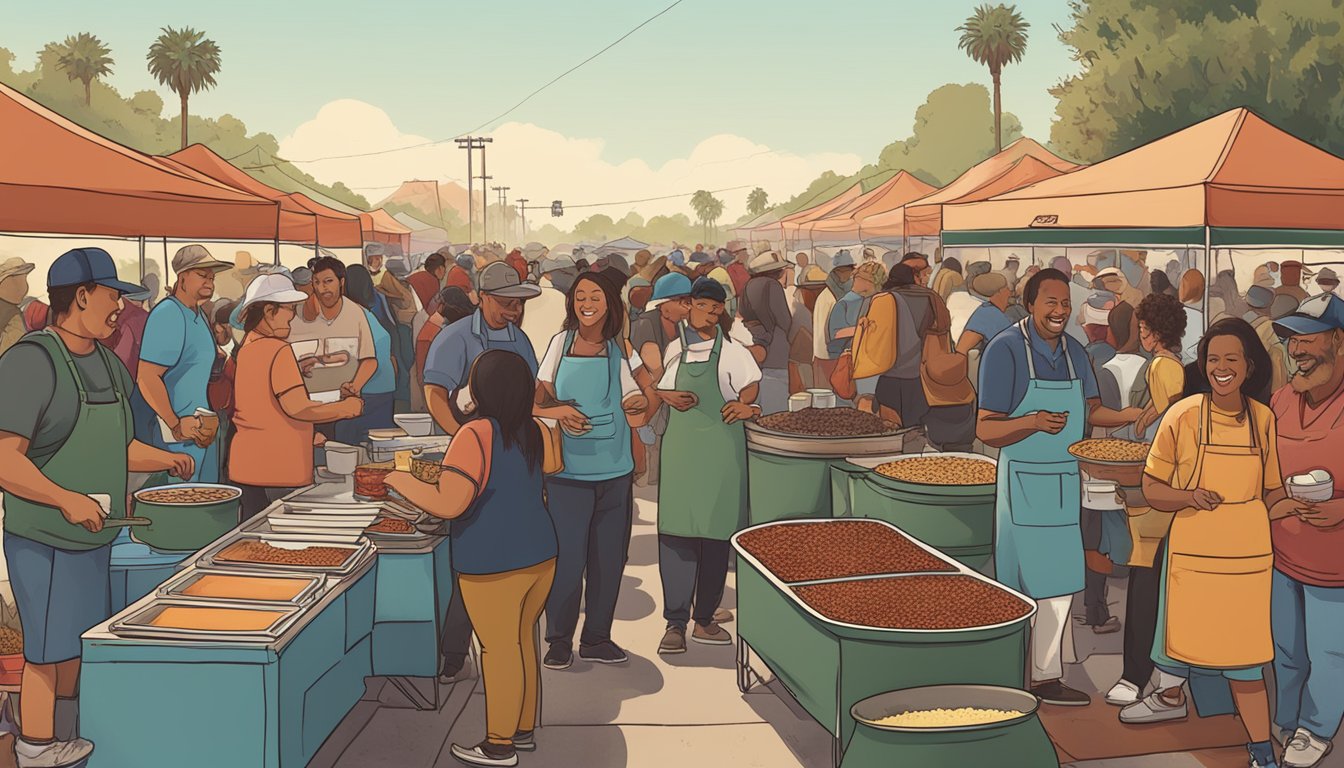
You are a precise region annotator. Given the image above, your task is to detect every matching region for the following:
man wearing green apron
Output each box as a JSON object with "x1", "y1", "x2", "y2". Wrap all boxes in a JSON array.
[
  {"x1": 0, "y1": 248, "x2": 193, "y2": 768},
  {"x1": 655, "y1": 278, "x2": 761, "y2": 656},
  {"x1": 977, "y1": 269, "x2": 1141, "y2": 707}
]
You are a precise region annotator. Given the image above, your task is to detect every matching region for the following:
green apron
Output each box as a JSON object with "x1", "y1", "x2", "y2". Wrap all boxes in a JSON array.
[
  {"x1": 3, "y1": 330, "x2": 131, "y2": 550},
  {"x1": 657, "y1": 328, "x2": 748, "y2": 541}
]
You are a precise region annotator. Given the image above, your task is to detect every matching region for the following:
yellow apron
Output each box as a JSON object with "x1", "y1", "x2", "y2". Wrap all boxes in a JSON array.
[
  {"x1": 1124, "y1": 499, "x2": 1174, "y2": 568},
  {"x1": 1164, "y1": 396, "x2": 1274, "y2": 668}
]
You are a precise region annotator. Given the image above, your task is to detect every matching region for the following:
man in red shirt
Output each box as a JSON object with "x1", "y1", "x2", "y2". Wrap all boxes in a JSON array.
[
  {"x1": 446, "y1": 252, "x2": 475, "y2": 297},
  {"x1": 408, "y1": 252, "x2": 447, "y2": 308},
  {"x1": 506, "y1": 248, "x2": 528, "y2": 282},
  {"x1": 1269, "y1": 293, "x2": 1344, "y2": 768},
  {"x1": 725, "y1": 239, "x2": 752, "y2": 300}
]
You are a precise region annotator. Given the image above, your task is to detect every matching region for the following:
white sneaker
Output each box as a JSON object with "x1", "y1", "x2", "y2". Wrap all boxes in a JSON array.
[
  {"x1": 1119, "y1": 691, "x2": 1187, "y2": 724},
  {"x1": 1283, "y1": 728, "x2": 1332, "y2": 768},
  {"x1": 1104, "y1": 679, "x2": 1141, "y2": 706},
  {"x1": 15, "y1": 738, "x2": 94, "y2": 768}
]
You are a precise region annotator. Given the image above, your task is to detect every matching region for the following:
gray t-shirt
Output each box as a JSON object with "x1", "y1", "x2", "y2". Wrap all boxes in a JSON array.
[
  {"x1": 0, "y1": 340, "x2": 133, "y2": 453},
  {"x1": 740, "y1": 276, "x2": 792, "y2": 371}
]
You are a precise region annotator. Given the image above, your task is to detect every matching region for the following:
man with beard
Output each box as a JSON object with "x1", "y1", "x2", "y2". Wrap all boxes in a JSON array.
[
  {"x1": 288, "y1": 257, "x2": 378, "y2": 427},
  {"x1": 135, "y1": 245, "x2": 233, "y2": 482},
  {"x1": 0, "y1": 248, "x2": 192, "y2": 768},
  {"x1": 1268, "y1": 294, "x2": 1344, "y2": 768}
]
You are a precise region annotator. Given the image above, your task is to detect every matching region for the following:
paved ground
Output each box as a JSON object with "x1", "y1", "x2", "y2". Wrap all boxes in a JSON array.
[{"x1": 308, "y1": 486, "x2": 1343, "y2": 768}]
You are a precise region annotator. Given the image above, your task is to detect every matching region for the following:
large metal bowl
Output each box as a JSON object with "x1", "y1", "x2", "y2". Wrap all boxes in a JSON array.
[
  {"x1": 745, "y1": 421, "x2": 915, "y2": 459},
  {"x1": 131, "y1": 483, "x2": 242, "y2": 552}
]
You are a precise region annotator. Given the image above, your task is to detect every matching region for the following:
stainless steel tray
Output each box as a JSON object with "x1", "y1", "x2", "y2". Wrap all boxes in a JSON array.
[
  {"x1": 195, "y1": 533, "x2": 375, "y2": 576},
  {"x1": 745, "y1": 421, "x2": 918, "y2": 459},
  {"x1": 156, "y1": 568, "x2": 327, "y2": 606},
  {"x1": 109, "y1": 598, "x2": 305, "y2": 643}
]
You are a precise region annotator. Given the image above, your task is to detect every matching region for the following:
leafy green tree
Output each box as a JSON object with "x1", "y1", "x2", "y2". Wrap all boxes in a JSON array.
[
  {"x1": 746, "y1": 187, "x2": 769, "y2": 217},
  {"x1": 957, "y1": 4, "x2": 1030, "y2": 153},
  {"x1": 572, "y1": 214, "x2": 616, "y2": 243},
  {"x1": 1051, "y1": 0, "x2": 1344, "y2": 162},
  {"x1": 147, "y1": 26, "x2": 222, "y2": 149},
  {"x1": 54, "y1": 33, "x2": 113, "y2": 106}
]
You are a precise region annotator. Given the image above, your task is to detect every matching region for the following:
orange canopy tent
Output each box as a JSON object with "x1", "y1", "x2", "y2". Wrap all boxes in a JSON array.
[
  {"x1": 859, "y1": 138, "x2": 1078, "y2": 243},
  {"x1": 359, "y1": 209, "x2": 413, "y2": 253},
  {"x1": 164, "y1": 145, "x2": 363, "y2": 248},
  {"x1": 752, "y1": 182, "x2": 863, "y2": 243},
  {"x1": 0, "y1": 82, "x2": 280, "y2": 240},
  {"x1": 801, "y1": 171, "x2": 939, "y2": 244},
  {"x1": 942, "y1": 109, "x2": 1344, "y2": 248}
]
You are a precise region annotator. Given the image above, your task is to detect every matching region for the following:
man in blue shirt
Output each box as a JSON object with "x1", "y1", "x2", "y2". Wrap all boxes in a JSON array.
[
  {"x1": 977, "y1": 268, "x2": 1140, "y2": 708},
  {"x1": 957, "y1": 272, "x2": 1013, "y2": 356}
]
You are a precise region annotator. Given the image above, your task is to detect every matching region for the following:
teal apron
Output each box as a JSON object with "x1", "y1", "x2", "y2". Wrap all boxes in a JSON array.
[
  {"x1": 657, "y1": 328, "x2": 748, "y2": 541},
  {"x1": 553, "y1": 331, "x2": 633, "y2": 482},
  {"x1": 993, "y1": 320, "x2": 1086, "y2": 599},
  {"x1": 3, "y1": 330, "x2": 132, "y2": 550}
]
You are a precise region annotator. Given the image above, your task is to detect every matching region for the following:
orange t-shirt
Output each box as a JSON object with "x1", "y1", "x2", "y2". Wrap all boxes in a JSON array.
[
  {"x1": 415, "y1": 320, "x2": 443, "y2": 380},
  {"x1": 229, "y1": 333, "x2": 314, "y2": 487}
]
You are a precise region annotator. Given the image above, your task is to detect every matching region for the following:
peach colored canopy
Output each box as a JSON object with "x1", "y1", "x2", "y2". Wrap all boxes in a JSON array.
[
  {"x1": 0, "y1": 81, "x2": 280, "y2": 239},
  {"x1": 359, "y1": 209, "x2": 413, "y2": 253},
  {"x1": 802, "y1": 171, "x2": 939, "y2": 243},
  {"x1": 943, "y1": 109, "x2": 1344, "y2": 242},
  {"x1": 751, "y1": 183, "x2": 864, "y2": 243},
  {"x1": 860, "y1": 138, "x2": 1079, "y2": 242}
]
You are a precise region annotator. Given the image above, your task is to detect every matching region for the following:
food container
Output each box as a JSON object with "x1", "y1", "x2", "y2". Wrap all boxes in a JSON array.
[
  {"x1": 196, "y1": 533, "x2": 374, "y2": 576},
  {"x1": 843, "y1": 686, "x2": 1057, "y2": 768},
  {"x1": 411, "y1": 452, "x2": 445, "y2": 484},
  {"x1": 392, "y1": 413, "x2": 434, "y2": 437},
  {"x1": 789, "y1": 393, "x2": 813, "y2": 412},
  {"x1": 109, "y1": 598, "x2": 305, "y2": 643},
  {"x1": 367, "y1": 428, "x2": 404, "y2": 441},
  {"x1": 157, "y1": 569, "x2": 326, "y2": 606},
  {"x1": 1288, "y1": 470, "x2": 1335, "y2": 503},
  {"x1": 807, "y1": 388, "x2": 838, "y2": 409},
  {"x1": 353, "y1": 463, "x2": 395, "y2": 499},
  {"x1": 323, "y1": 441, "x2": 359, "y2": 475},
  {"x1": 1069, "y1": 438, "x2": 1150, "y2": 487},
  {"x1": 131, "y1": 483, "x2": 243, "y2": 552},
  {"x1": 735, "y1": 519, "x2": 956, "y2": 584}
]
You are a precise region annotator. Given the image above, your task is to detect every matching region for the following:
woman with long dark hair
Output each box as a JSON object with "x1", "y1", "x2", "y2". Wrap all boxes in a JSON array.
[
  {"x1": 533, "y1": 272, "x2": 650, "y2": 669},
  {"x1": 336, "y1": 264, "x2": 396, "y2": 444},
  {"x1": 388, "y1": 350, "x2": 559, "y2": 768},
  {"x1": 1121, "y1": 318, "x2": 1294, "y2": 768}
]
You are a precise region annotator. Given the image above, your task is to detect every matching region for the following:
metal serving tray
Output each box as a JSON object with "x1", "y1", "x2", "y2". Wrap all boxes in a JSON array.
[
  {"x1": 156, "y1": 568, "x2": 327, "y2": 607},
  {"x1": 109, "y1": 598, "x2": 305, "y2": 643},
  {"x1": 195, "y1": 533, "x2": 375, "y2": 577}
]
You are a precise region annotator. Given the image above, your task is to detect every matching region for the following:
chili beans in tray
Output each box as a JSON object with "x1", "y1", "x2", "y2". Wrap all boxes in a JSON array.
[
  {"x1": 736, "y1": 520, "x2": 955, "y2": 583},
  {"x1": 793, "y1": 575, "x2": 1033, "y2": 630},
  {"x1": 755, "y1": 407, "x2": 899, "y2": 437}
]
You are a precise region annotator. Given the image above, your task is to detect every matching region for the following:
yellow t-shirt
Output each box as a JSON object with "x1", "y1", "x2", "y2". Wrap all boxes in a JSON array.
[
  {"x1": 1145, "y1": 394, "x2": 1283, "y2": 493},
  {"x1": 1147, "y1": 355, "x2": 1185, "y2": 414}
]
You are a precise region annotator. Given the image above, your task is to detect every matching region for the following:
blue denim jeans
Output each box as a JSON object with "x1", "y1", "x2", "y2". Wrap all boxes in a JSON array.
[{"x1": 1272, "y1": 568, "x2": 1344, "y2": 740}]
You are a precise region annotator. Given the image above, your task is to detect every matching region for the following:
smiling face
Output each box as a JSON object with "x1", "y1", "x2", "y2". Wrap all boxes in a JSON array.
[
  {"x1": 572, "y1": 278, "x2": 609, "y2": 330},
  {"x1": 1204, "y1": 333, "x2": 1249, "y2": 398},
  {"x1": 689, "y1": 297, "x2": 724, "y2": 332},
  {"x1": 1028, "y1": 278, "x2": 1071, "y2": 340},
  {"x1": 1288, "y1": 329, "x2": 1343, "y2": 394}
]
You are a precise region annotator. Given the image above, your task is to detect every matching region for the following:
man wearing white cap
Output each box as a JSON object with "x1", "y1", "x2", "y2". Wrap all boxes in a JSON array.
[
  {"x1": 0, "y1": 257, "x2": 36, "y2": 357},
  {"x1": 739, "y1": 251, "x2": 794, "y2": 413}
]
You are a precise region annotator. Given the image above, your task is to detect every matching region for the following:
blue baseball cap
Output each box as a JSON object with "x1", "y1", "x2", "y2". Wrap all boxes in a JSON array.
[
  {"x1": 690, "y1": 276, "x2": 727, "y2": 303},
  {"x1": 667, "y1": 249, "x2": 686, "y2": 267},
  {"x1": 1274, "y1": 293, "x2": 1344, "y2": 339},
  {"x1": 649, "y1": 273, "x2": 692, "y2": 305},
  {"x1": 832, "y1": 249, "x2": 855, "y2": 269},
  {"x1": 48, "y1": 247, "x2": 144, "y2": 295}
]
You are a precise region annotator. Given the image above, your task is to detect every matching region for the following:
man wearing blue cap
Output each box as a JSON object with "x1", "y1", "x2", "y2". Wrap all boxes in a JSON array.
[
  {"x1": 1269, "y1": 293, "x2": 1344, "y2": 768},
  {"x1": 0, "y1": 248, "x2": 194, "y2": 768},
  {"x1": 631, "y1": 273, "x2": 693, "y2": 487}
]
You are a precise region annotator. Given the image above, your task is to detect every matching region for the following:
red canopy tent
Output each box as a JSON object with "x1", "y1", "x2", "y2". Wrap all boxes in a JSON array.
[
  {"x1": 359, "y1": 209, "x2": 413, "y2": 253},
  {"x1": 0, "y1": 82, "x2": 279, "y2": 240}
]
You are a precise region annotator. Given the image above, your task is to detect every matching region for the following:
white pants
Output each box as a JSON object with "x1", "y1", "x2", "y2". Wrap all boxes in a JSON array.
[{"x1": 1030, "y1": 595, "x2": 1078, "y2": 682}]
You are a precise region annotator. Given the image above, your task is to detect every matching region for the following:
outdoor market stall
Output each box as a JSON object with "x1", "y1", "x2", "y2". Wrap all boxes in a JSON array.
[
  {"x1": 799, "y1": 171, "x2": 937, "y2": 246},
  {"x1": 752, "y1": 182, "x2": 862, "y2": 247},
  {"x1": 359, "y1": 209, "x2": 414, "y2": 254}
]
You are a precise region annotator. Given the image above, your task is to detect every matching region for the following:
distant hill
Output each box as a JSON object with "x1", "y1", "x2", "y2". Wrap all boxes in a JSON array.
[{"x1": 377, "y1": 180, "x2": 473, "y2": 224}]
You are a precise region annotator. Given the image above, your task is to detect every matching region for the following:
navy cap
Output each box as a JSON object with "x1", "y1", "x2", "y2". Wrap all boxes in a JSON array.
[
  {"x1": 689, "y1": 276, "x2": 727, "y2": 303},
  {"x1": 48, "y1": 248, "x2": 144, "y2": 295},
  {"x1": 1274, "y1": 294, "x2": 1344, "y2": 339}
]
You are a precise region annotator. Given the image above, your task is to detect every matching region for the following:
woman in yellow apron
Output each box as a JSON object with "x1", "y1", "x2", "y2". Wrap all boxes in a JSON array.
[{"x1": 1121, "y1": 319, "x2": 1296, "y2": 768}]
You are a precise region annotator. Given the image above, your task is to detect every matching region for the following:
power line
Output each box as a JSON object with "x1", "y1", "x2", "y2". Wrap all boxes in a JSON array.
[
  {"x1": 274, "y1": 0, "x2": 685, "y2": 165},
  {"x1": 559, "y1": 184, "x2": 755, "y2": 211}
]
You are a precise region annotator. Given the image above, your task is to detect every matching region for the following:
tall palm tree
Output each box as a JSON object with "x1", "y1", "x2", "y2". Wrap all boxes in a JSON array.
[
  {"x1": 746, "y1": 187, "x2": 769, "y2": 217},
  {"x1": 147, "y1": 26, "x2": 222, "y2": 150},
  {"x1": 55, "y1": 33, "x2": 114, "y2": 106},
  {"x1": 705, "y1": 196, "x2": 725, "y2": 243},
  {"x1": 691, "y1": 190, "x2": 715, "y2": 242},
  {"x1": 957, "y1": 4, "x2": 1029, "y2": 153}
]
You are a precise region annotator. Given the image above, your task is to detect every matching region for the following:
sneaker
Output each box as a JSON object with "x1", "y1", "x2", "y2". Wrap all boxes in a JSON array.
[
  {"x1": 543, "y1": 643, "x2": 573, "y2": 670},
  {"x1": 691, "y1": 622, "x2": 733, "y2": 646},
  {"x1": 658, "y1": 626, "x2": 686, "y2": 655},
  {"x1": 713, "y1": 607, "x2": 734, "y2": 624},
  {"x1": 511, "y1": 731, "x2": 536, "y2": 753},
  {"x1": 451, "y1": 741, "x2": 518, "y2": 767},
  {"x1": 15, "y1": 738, "x2": 94, "y2": 768},
  {"x1": 579, "y1": 641, "x2": 628, "y2": 665},
  {"x1": 1104, "y1": 679, "x2": 1141, "y2": 706},
  {"x1": 439, "y1": 660, "x2": 467, "y2": 686},
  {"x1": 1092, "y1": 616, "x2": 1122, "y2": 634},
  {"x1": 1283, "y1": 728, "x2": 1332, "y2": 767},
  {"x1": 1030, "y1": 679, "x2": 1091, "y2": 707},
  {"x1": 1119, "y1": 690, "x2": 1188, "y2": 724}
]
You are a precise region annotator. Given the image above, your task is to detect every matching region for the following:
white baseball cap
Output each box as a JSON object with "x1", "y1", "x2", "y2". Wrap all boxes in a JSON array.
[{"x1": 230, "y1": 273, "x2": 310, "y2": 329}]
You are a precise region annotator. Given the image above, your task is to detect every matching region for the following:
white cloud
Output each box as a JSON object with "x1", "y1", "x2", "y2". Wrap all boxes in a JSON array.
[{"x1": 279, "y1": 100, "x2": 863, "y2": 229}]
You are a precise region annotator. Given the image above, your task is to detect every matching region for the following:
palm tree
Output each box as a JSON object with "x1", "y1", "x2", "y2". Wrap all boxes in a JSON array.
[
  {"x1": 691, "y1": 190, "x2": 715, "y2": 242},
  {"x1": 746, "y1": 187, "x2": 769, "y2": 217},
  {"x1": 147, "y1": 26, "x2": 222, "y2": 150},
  {"x1": 55, "y1": 33, "x2": 114, "y2": 106},
  {"x1": 705, "y1": 196, "x2": 725, "y2": 242},
  {"x1": 957, "y1": 4, "x2": 1029, "y2": 153}
]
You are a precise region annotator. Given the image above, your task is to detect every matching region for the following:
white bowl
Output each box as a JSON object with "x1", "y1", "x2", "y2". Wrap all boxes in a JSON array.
[
  {"x1": 393, "y1": 414, "x2": 434, "y2": 437},
  {"x1": 324, "y1": 442, "x2": 359, "y2": 475},
  {"x1": 1289, "y1": 480, "x2": 1335, "y2": 504}
]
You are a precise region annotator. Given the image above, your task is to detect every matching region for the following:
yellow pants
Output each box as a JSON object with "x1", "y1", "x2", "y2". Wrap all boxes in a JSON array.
[{"x1": 457, "y1": 558, "x2": 557, "y2": 745}]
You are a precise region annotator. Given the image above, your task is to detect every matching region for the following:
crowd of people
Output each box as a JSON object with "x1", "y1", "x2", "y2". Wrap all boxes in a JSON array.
[{"x1": 0, "y1": 233, "x2": 1342, "y2": 768}]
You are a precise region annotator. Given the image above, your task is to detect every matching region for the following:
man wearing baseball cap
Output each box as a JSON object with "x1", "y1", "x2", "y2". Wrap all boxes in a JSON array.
[
  {"x1": 0, "y1": 248, "x2": 193, "y2": 768},
  {"x1": 134, "y1": 245, "x2": 233, "y2": 483},
  {"x1": 1269, "y1": 293, "x2": 1344, "y2": 767},
  {"x1": 630, "y1": 273, "x2": 693, "y2": 487}
]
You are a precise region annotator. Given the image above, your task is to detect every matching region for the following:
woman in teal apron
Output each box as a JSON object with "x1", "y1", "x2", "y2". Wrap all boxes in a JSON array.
[
  {"x1": 654, "y1": 278, "x2": 760, "y2": 656},
  {"x1": 534, "y1": 273, "x2": 650, "y2": 670}
]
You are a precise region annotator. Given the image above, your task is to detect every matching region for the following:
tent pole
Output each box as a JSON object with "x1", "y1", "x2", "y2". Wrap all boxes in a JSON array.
[
  {"x1": 138, "y1": 236, "x2": 146, "y2": 284},
  {"x1": 1203, "y1": 227, "x2": 1212, "y2": 337},
  {"x1": 163, "y1": 238, "x2": 169, "y2": 281}
]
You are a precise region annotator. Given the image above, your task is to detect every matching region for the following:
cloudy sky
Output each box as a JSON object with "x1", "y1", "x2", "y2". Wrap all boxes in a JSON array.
[{"x1": 7, "y1": 0, "x2": 1078, "y2": 223}]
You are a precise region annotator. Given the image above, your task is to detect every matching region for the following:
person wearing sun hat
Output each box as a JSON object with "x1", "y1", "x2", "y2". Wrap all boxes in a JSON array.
[
  {"x1": 740, "y1": 250, "x2": 795, "y2": 413},
  {"x1": 229, "y1": 272, "x2": 362, "y2": 520},
  {"x1": 0, "y1": 247, "x2": 194, "y2": 768},
  {"x1": 0, "y1": 257, "x2": 36, "y2": 357}
]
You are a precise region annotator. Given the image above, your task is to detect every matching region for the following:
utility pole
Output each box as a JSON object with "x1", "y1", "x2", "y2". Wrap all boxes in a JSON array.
[
  {"x1": 477, "y1": 137, "x2": 494, "y2": 243},
  {"x1": 493, "y1": 186, "x2": 510, "y2": 242},
  {"x1": 516, "y1": 198, "x2": 529, "y2": 241},
  {"x1": 454, "y1": 137, "x2": 481, "y2": 242}
]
